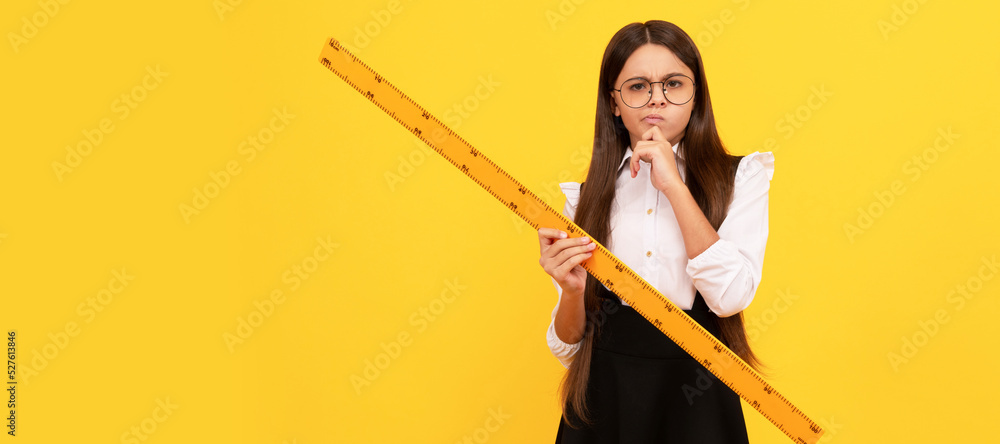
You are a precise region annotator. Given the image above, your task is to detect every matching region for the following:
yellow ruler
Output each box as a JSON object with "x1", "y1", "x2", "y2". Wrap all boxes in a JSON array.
[{"x1": 318, "y1": 37, "x2": 824, "y2": 443}]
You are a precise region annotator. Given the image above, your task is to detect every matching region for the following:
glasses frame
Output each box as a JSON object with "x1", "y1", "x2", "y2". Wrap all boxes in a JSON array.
[{"x1": 612, "y1": 74, "x2": 696, "y2": 108}]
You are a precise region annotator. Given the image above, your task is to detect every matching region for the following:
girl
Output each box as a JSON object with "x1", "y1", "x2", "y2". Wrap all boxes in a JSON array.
[{"x1": 537, "y1": 20, "x2": 773, "y2": 443}]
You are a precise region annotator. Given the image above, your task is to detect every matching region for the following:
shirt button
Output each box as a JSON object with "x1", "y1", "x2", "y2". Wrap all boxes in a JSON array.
[
  {"x1": 646, "y1": 208, "x2": 653, "y2": 215},
  {"x1": 646, "y1": 251, "x2": 652, "y2": 257}
]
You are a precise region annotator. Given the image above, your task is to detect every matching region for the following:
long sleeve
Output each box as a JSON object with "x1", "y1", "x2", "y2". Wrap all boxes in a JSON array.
[
  {"x1": 685, "y1": 152, "x2": 774, "y2": 317},
  {"x1": 546, "y1": 182, "x2": 583, "y2": 368}
]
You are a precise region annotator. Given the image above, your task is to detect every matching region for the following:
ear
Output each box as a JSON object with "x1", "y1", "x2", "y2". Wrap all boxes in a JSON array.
[{"x1": 610, "y1": 91, "x2": 620, "y2": 117}]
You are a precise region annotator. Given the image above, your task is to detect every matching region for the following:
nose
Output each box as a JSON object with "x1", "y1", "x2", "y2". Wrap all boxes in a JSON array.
[{"x1": 648, "y1": 84, "x2": 668, "y2": 106}]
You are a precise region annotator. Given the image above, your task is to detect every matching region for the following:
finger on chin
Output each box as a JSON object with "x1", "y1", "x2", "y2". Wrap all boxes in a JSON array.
[
  {"x1": 641, "y1": 125, "x2": 656, "y2": 141},
  {"x1": 648, "y1": 125, "x2": 666, "y2": 141}
]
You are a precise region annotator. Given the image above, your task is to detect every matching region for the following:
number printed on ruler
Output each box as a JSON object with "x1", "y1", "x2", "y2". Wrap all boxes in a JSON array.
[{"x1": 318, "y1": 37, "x2": 824, "y2": 444}]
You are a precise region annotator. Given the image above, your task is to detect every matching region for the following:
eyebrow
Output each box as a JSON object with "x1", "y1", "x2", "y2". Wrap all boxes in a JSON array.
[{"x1": 627, "y1": 73, "x2": 685, "y2": 81}]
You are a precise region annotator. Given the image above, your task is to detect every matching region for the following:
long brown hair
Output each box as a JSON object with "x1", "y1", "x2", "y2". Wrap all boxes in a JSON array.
[{"x1": 560, "y1": 20, "x2": 768, "y2": 427}]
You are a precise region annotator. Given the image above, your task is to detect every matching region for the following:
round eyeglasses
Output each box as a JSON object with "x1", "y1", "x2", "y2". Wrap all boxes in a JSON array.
[{"x1": 612, "y1": 74, "x2": 695, "y2": 108}]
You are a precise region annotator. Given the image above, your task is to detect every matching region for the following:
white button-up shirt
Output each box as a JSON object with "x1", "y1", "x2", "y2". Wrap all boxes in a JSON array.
[{"x1": 546, "y1": 142, "x2": 775, "y2": 368}]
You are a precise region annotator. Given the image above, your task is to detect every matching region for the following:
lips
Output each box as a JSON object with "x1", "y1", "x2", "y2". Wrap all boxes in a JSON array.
[{"x1": 643, "y1": 114, "x2": 663, "y2": 123}]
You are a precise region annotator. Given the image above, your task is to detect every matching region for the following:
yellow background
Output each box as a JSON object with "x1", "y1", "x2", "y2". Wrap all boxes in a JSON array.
[{"x1": 2, "y1": 0, "x2": 998, "y2": 442}]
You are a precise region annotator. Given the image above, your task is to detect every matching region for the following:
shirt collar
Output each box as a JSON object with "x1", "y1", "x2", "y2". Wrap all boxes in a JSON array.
[{"x1": 616, "y1": 141, "x2": 682, "y2": 173}]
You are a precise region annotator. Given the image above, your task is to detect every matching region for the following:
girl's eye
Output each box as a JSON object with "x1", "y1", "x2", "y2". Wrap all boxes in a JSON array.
[
  {"x1": 627, "y1": 82, "x2": 647, "y2": 91},
  {"x1": 666, "y1": 80, "x2": 683, "y2": 88}
]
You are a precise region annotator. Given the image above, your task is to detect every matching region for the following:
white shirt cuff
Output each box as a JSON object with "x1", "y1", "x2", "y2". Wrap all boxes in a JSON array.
[
  {"x1": 686, "y1": 238, "x2": 752, "y2": 317},
  {"x1": 547, "y1": 313, "x2": 582, "y2": 369}
]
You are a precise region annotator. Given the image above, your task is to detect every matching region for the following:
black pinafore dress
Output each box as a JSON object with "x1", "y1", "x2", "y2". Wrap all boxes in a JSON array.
[{"x1": 554, "y1": 284, "x2": 750, "y2": 443}]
